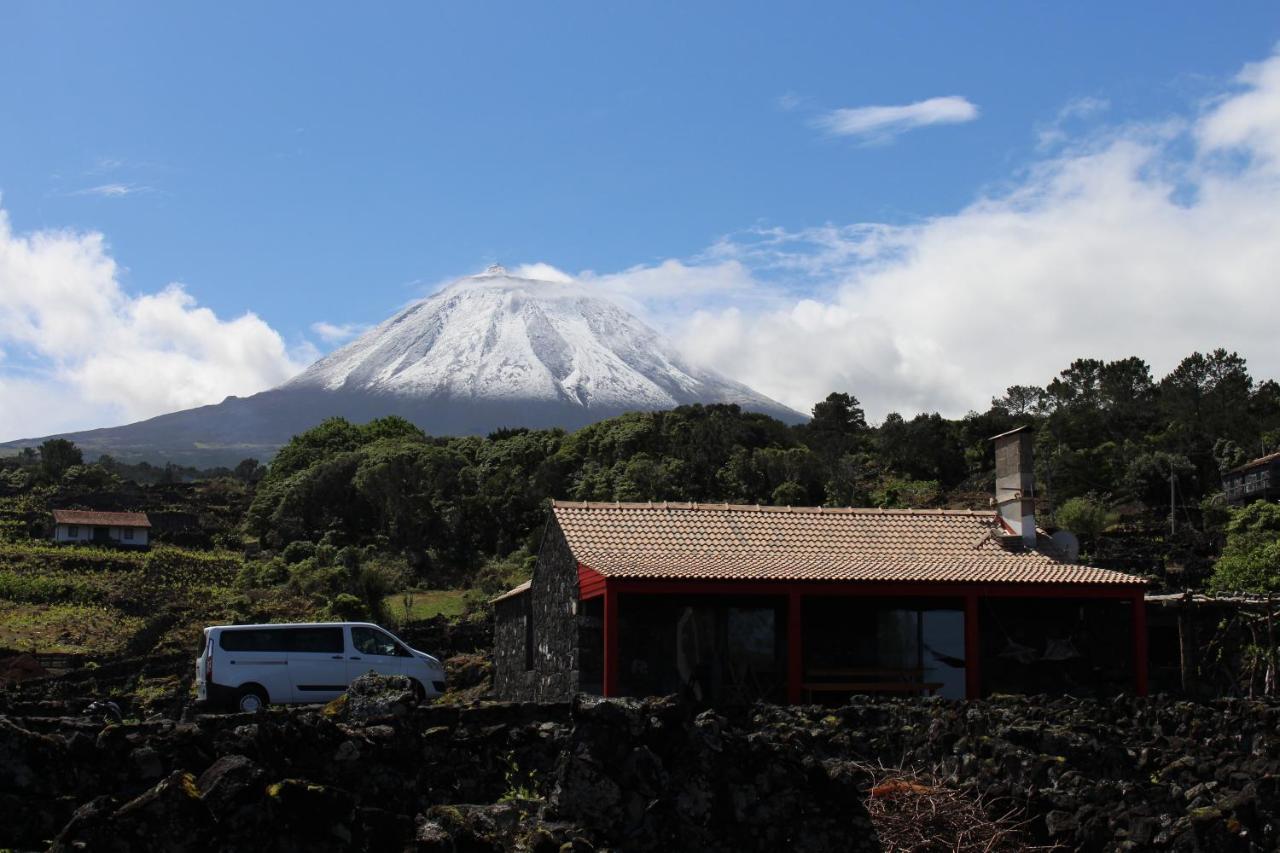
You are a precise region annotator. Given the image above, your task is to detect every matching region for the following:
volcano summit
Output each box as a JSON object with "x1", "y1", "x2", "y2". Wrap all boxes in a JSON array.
[{"x1": 3, "y1": 267, "x2": 804, "y2": 465}]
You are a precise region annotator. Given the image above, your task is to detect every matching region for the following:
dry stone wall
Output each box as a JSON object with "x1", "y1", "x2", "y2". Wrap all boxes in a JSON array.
[{"x1": 2, "y1": 685, "x2": 1278, "y2": 851}]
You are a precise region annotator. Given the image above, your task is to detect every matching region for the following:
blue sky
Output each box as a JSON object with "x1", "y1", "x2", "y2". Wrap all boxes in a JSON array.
[{"x1": 3, "y1": 3, "x2": 1280, "y2": 437}]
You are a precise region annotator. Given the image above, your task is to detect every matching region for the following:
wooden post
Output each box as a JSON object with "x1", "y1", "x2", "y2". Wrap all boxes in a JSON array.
[
  {"x1": 603, "y1": 586, "x2": 619, "y2": 698},
  {"x1": 1177, "y1": 592, "x2": 1196, "y2": 696},
  {"x1": 1132, "y1": 591, "x2": 1149, "y2": 697},
  {"x1": 1268, "y1": 595, "x2": 1277, "y2": 697},
  {"x1": 964, "y1": 593, "x2": 981, "y2": 700},
  {"x1": 787, "y1": 590, "x2": 803, "y2": 704}
]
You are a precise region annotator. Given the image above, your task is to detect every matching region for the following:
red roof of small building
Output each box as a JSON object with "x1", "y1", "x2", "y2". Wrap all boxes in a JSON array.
[
  {"x1": 52, "y1": 509, "x2": 151, "y2": 528},
  {"x1": 550, "y1": 501, "x2": 1143, "y2": 586}
]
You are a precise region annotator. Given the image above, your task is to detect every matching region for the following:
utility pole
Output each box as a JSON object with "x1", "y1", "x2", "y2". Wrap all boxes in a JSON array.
[{"x1": 1169, "y1": 468, "x2": 1177, "y2": 537}]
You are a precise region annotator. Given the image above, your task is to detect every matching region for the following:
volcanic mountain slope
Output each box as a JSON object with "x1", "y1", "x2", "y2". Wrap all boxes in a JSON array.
[{"x1": 2, "y1": 267, "x2": 805, "y2": 465}]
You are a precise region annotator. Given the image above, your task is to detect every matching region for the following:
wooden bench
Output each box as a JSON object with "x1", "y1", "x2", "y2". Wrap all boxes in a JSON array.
[{"x1": 803, "y1": 667, "x2": 943, "y2": 700}]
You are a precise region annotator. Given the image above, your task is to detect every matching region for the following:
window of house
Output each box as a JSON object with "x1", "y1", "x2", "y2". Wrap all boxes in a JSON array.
[
  {"x1": 123, "y1": 528, "x2": 134, "y2": 540},
  {"x1": 66, "y1": 525, "x2": 78, "y2": 538}
]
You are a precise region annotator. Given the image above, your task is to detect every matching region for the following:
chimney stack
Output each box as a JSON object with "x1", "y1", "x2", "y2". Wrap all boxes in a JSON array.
[{"x1": 991, "y1": 426, "x2": 1037, "y2": 548}]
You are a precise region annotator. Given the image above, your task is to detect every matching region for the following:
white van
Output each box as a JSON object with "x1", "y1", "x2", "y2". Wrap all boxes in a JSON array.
[{"x1": 195, "y1": 622, "x2": 446, "y2": 712}]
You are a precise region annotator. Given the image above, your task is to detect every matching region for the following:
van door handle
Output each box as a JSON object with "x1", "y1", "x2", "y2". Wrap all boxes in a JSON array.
[
  {"x1": 331, "y1": 655, "x2": 344, "y2": 660},
  {"x1": 349, "y1": 656, "x2": 361, "y2": 661}
]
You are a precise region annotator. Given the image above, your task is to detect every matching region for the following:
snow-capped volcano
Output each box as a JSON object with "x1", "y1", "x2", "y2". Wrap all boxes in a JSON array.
[
  {"x1": 287, "y1": 265, "x2": 794, "y2": 415},
  {"x1": 1, "y1": 266, "x2": 803, "y2": 465}
]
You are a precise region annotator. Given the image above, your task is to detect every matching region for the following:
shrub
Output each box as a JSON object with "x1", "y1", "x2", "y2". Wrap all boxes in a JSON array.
[
  {"x1": 1053, "y1": 496, "x2": 1117, "y2": 551},
  {"x1": 326, "y1": 592, "x2": 367, "y2": 621},
  {"x1": 282, "y1": 540, "x2": 316, "y2": 565},
  {"x1": 873, "y1": 477, "x2": 941, "y2": 509},
  {"x1": 1210, "y1": 503, "x2": 1280, "y2": 593}
]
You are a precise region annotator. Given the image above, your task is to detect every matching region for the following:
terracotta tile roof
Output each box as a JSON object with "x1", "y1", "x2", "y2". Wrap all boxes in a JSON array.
[
  {"x1": 491, "y1": 579, "x2": 532, "y2": 604},
  {"x1": 1226, "y1": 450, "x2": 1280, "y2": 475},
  {"x1": 52, "y1": 509, "x2": 151, "y2": 528},
  {"x1": 551, "y1": 501, "x2": 1143, "y2": 587}
]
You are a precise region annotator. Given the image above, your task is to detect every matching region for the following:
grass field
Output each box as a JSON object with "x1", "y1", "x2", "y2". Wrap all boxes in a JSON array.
[
  {"x1": 0, "y1": 600, "x2": 144, "y2": 655},
  {"x1": 383, "y1": 589, "x2": 468, "y2": 623}
]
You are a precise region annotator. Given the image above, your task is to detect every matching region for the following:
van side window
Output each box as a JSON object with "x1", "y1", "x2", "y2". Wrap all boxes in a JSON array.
[
  {"x1": 220, "y1": 629, "x2": 288, "y2": 651},
  {"x1": 220, "y1": 627, "x2": 344, "y2": 652},
  {"x1": 352, "y1": 627, "x2": 408, "y2": 657}
]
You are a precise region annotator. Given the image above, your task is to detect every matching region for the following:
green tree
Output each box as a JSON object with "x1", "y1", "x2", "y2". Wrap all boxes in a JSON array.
[
  {"x1": 1210, "y1": 502, "x2": 1280, "y2": 593},
  {"x1": 1122, "y1": 451, "x2": 1194, "y2": 508},
  {"x1": 992, "y1": 384, "x2": 1047, "y2": 418},
  {"x1": 39, "y1": 438, "x2": 83, "y2": 481},
  {"x1": 803, "y1": 392, "x2": 870, "y2": 461},
  {"x1": 770, "y1": 481, "x2": 809, "y2": 506},
  {"x1": 234, "y1": 458, "x2": 265, "y2": 484},
  {"x1": 1053, "y1": 496, "x2": 1117, "y2": 555}
]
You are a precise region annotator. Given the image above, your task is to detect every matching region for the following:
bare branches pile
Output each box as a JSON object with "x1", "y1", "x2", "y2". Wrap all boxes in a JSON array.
[{"x1": 855, "y1": 761, "x2": 1056, "y2": 852}]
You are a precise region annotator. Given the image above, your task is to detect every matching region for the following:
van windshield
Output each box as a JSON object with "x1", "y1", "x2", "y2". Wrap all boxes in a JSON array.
[{"x1": 219, "y1": 627, "x2": 343, "y2": 653}]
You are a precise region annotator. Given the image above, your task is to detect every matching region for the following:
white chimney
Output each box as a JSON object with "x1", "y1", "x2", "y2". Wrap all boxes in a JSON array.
[{"x1": 991, "y1": 426, "x2": 1037, "y2": 548}]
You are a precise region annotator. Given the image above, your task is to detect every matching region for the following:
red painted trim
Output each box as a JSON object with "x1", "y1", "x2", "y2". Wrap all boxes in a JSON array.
[
  {"x1": 787, "y1": 591, "x2": 803, "y2": 704},
  {"x1": 964, "y1": 594, "x2": 981, "y2": 700},
  {"x1": 603, "y1": 584, "x2": 619, "y2": 698},
  {"x1": 578, "y1": 563, "x2": 606, "y2": 600},
  {"x1": 602, "y1": 578, "x2": 1142, "y2": 599},
  {"x1": 1132, "y1": 591, "x2": 1149, "y2": 697}
]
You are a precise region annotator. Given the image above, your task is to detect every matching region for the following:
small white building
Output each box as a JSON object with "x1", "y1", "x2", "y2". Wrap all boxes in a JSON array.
[{"x1": 51, "y1": 509, "x2": 151, "y2": 549}]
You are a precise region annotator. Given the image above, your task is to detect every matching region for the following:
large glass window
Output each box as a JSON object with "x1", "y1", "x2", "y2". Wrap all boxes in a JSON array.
[
  {"x1": 802, "y1": 598, "x2": 966, "y2": 700},
  {"x1": 617, "y1": 595, "x2": 785, "y2": 704}
]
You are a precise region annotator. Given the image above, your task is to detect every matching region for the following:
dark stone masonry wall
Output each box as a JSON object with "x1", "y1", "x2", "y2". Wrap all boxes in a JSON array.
[
  {"x1": 492, "y1": 594, "x2": 535, "y2": 700},
  {"x1": 2, "y1": 687, "x2": 1278, "y2": 851},
  {"x1": 0, "y1": 689, "x2": 877, "y2": 852},
  {"x1": 495, "y1": 517, "x2": 582, "y2": 703}
]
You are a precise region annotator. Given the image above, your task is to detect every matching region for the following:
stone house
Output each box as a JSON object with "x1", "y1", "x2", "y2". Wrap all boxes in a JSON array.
[
  {"x1": 1222, "y1": 451, "x2": 1280, "y2": 505},
  {"x1": 51, "y1": 509, "x2": 151, "y2": 549},
  {"x1": 493, "y1": 427, "x2": 1148, "y2": 703}
]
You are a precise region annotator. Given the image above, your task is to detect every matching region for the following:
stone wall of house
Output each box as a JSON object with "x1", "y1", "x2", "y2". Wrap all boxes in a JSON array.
[
  {"x1": 494, "y1": 515, "x2": 583, "y2": 702},
  {"x1": 492, "y1": 594, "x2": 535, "y2": 699}
]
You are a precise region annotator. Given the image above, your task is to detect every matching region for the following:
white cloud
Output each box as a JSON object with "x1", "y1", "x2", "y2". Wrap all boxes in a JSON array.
[
  {"x1": 1196, "y1": 51, "x2": 1280, "y2": 170},
  {"x1": 0, "y1": 208, "x2": 309, "y2": 439},
  {"x1": 776, "y1": 91, "x2": 809, "y2": 112},
  {"x1": 600, "y1": 50, "x2": 1280, "y2": 421},
  {"x1": 70, "y1": 183, "x2": 151, "y2": 198},
  {"x1": 814, "y1": 96, "x2": 979, "y2": 142},
  {"x1": 512, "y1": 262, "x2": 574, "y2": 283},
  {"x1": 310, "y1": 321, "x2": 369, "y2": 345},
  {"x1": 1037, "y1": 96, "x2": 1111, "y2": 149}
]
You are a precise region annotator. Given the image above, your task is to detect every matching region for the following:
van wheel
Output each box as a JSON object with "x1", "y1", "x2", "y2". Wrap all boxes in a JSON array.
[
  {"x1": 409, "y1": 679, "x2": 426, "y2": 702},
  {"x1": 235, "y1": 685, "x2": 268, "y2": 713}
]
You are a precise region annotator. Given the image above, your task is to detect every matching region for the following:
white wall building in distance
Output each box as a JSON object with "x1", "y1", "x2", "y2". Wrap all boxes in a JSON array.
[{"x1": 51, "y1": 510, "x2": 151, "y2": 549}]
